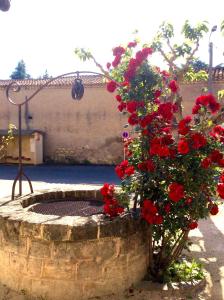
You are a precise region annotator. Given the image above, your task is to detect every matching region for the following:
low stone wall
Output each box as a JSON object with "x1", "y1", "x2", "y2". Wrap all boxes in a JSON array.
[{"x1": 0, "y1": 188, "x2": 149, "y2": 300}]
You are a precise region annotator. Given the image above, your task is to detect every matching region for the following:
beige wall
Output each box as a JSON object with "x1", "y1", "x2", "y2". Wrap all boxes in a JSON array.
[
  {"x1": 0, "y1": 81, "x2": 224, "y2": 164},
  {"x1": 0, "y1": 85, "x2": 125, "y2": 164}
]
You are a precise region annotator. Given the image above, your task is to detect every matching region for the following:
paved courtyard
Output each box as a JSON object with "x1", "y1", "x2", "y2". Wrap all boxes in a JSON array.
[{"x1": 0, "y1": 164, "x2": 224, "y2": 299}]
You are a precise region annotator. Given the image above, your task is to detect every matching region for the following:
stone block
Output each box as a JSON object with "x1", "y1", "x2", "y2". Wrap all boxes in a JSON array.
[
  {"x1": 50, "y1": 241, "x2": 67, "y2": 259},
  {"x1": 82, "y1": 281, "x2": 108, "y2": 299},
  {"x1": 102, "y1": 255, "x2": 128, "y2": 279},
  {"x1": 3, "y1": 219, "x2": 21, "y2": 241},
  {"x1": 77, "y1": 260, "x2": 102, "y2": 281},
  {"x1": 64, "y1": 190, "x2": 77, "y2": 198},
  {"x1": 67, "y1": 239, "x2": 116, "y2": 262},
  {"x1": 42, "y1": 224, "x2": 69, "y2": 241},
  {"x1": 70, "y1": 223, "x2": 98, "y2": 241},
  {"x1": 18, "y1": 276, "x2": 32, "y2": 293},
  {"x1": 99, "y1": 217, "x2": 132, "y2": 238},
  {"x1": 119, "y1": 235, "x2": 139, "y2": 255},
  {"x1": 74, "y1": 190, "x2": 89, "y2": 199},
  {"x1": 28, "y1": 239, "x2": 51, "y2": 258},
  {"x1": 0, "y1": 249, "x2": 10, "y2": 266},
  {"x1": 20, "y1": 222, "x2": 42, "y2": 239},
  {"x1": 9, "y1": 252, "x2": 27, "y2": 274},
  {"x1": 26, "y1": 257, "x2": 43, "y2": 278},
  {"x1": 42, "y1": 259, "x2": 75, "y2": 280},
  {"x1": 31, "y1": 279, "x2": 56, "y2": 300}
]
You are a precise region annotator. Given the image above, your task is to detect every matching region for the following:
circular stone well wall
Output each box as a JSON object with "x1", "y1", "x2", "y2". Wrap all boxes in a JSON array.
[{"x1": 0, "y1": 188, "x2": 149, "y2": 300}]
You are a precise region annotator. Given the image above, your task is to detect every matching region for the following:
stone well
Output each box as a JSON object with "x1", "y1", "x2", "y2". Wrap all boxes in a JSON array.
[{"x1": 0, "y1": 188, "x2": 149, "y2": 300}]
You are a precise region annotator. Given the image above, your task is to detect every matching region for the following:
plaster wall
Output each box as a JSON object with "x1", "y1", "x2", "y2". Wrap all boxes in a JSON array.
[{"x1": 0, "y1": 81, "x2": 223, "y2": 164}]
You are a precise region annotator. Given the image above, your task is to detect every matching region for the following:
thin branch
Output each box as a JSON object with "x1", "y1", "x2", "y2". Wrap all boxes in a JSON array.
[
  {"x1": 166, "y1": 36, "x2": 177, "y2": 60},
  {"x1": 158, "y1": 48, "x2": 180, "y2": 74},
  {"x1": 182, "y1": 38, "x2": 200, "y2": 73},
  {"x1": 89, "y1": 54, "x2": 110, "y2": 77}
]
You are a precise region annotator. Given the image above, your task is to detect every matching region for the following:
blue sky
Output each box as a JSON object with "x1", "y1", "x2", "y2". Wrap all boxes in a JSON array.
[{"x1": 0, "y1": 0, "x2": 223, "y2": 79}]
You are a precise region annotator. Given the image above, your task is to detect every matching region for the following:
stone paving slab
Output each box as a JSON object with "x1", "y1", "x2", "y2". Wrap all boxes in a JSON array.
[{"x1": 0, "y1": 178, "x2": 224, "y2": 299}]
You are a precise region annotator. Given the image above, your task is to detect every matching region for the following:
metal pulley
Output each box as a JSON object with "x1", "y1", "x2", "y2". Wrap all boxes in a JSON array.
[
  {"x1": 71, "y1": 78, "x2": 84, "y2": 100},
  {"x1": 0, "y1": 0, "x2": 10, "y2": 11}
]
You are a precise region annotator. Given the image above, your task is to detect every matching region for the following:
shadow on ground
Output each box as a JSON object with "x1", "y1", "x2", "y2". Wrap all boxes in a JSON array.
[
  {"x1": 189, "y1": 215, "x2": 224, "y2": 300},
  {"x1": 0, "y1": 164, "x2": 120, "y2": 185}
]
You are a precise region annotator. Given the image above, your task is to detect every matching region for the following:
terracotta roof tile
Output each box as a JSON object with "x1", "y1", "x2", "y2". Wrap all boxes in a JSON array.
[
  {"x1": 0, "y1": 75, "x2": 106, "y2": 88},
  {"x1": 0, "y1": 67, "x2": 224, "y2": 89},
  {"x1": 212, "y1": 67, "x2": 224, "y2": 81}
]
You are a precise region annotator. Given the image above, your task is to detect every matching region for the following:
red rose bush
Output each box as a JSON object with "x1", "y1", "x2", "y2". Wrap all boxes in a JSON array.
[
  {"x1": 99, "y1": 40, "x2": 224, "y2": 281},
  {"x1": 76, "y1": 21, "x2": 224, "y2": 282}
]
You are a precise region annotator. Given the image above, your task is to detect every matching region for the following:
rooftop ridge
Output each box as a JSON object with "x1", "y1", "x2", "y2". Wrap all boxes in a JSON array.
[
  {"x1": 0, "y1": 74, "x2": 106, "y2": 88},
  {"x1": 0, "y1": 67, "x2": 224, "y2": 88}
]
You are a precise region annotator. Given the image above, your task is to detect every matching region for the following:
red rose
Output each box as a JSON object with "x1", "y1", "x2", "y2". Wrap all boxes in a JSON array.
[
  {"x1": 120, "y1": 160, "x2": 129, "y2": 168},
  {"x1": 196, "y1": 95, "x2": 209, "y2": 106},
  {"x1": 100, "y1": 183, "x2": 114, "y2": 198},
  {"x1": 146, "y1": 159, "x2": 155, "y2": 172},
  {"x1": 168, "y1": 80, "x2": 178, "y2": 93},
  {"x1": 128, "y1": 113, "x2": 138, "y2": 125},
  {"x1": 210, "y1": 150, "x2": 223, "y2": 163},
  {"x1": 112, "y1": 55, "x2": 121, "y2": 68},
  {"x1": 158, "y1": 102, "x2": 174, "y2": 121},
  {"x1": 135, "y1": 51, "x2": 143, "y2": 64},
  {"x1": 128, "y1": 41, "x2": 137, "y2": 48},
  {"x1": 154, "y1": 215, "x2": 163, "y2": 224},
  {"x1": 139, "y1": 113, "x2": 156, "y2": 128},
  {"x1": 191, "y1": 133, "x2": 207, "y2": 149},
  {"x1": 104, "y1": 198, "x2": 124, "y2": 218},
  {"x1": 178, "y1": 123, "x2": 188, "y2": 135},
  {"x1": 162, "y1": 134, "x2": 174, "y2": 145},
  {"x1": 107, "y1": 81, "x2": 117, "y2": 93},
  {"x1": 154, "y1": 89, "x2": 162, "y2": 98},
  {"x1": 128, "y1": 58, "x2": 138, "y2": 69},
  {"x1": 208, "y1": 95, "x2": 220, "y2": 113},
  {"x1": 138, "y1": 162, "x2": 147, "y2": 171},
  {"x1": 149, "y1": 137, "x2": 161, "y2": 156},
  {"x1": 126, "y1": 101, "x2": 138, "y2": 113},
  {"x1": 213, "y1": 125, "x2": 224, "y2": 136},
  {"x1": 220, "y1": 172, "x2": 224, "y2": 183},
  {"x1": 124, "y1": 68, "x2": 136, "y2": 81},
  {"x1": 195, "y1": 94, "x2": 220, "y2": 114},
  {"x1": 168, "y1": 183, "x2": 185, "y2": 202},
  {"x1": 141, "y1": 199, "x2": 159, "y2": 224},
  {"x1": 210, "y1": 204, "x2": 219, "y2": 215},
  {"x1": 178, "y1": 139, "x2": 189, "y2": 155},
  {"x1": 117, "y1": 102, "x2": 126, "y2": 112},
  {"x1": 201, "y1": 157, "x2": 212, "y2": 169},
  {"x1": 113, "y1": 46, "x2": 125, "y2": 56},
  {"x1": 125, "y1": 166, "x2": 135, "y2": 176},
  {"x1": 115, "y1": 95, "x2": 122, "y2": 102},
  {"x1": 161, "y1": 70, "x2": 170, "y2": 78},
  {"x1": 142, "y1": 47, "x2": 153, "y2": 56},
  {"x1": 158, "y1": 145, "x2": 170, "y2": 157},
  {"x1": 188, "y1": 221, "x2": 198, "y2": 230},
  {"x1": 115, "y1": 165, "x2": 125, "y2": 179},
  {"x1": 178, "y1": 116, "x2": 192, "y2": 135},
  {"x1": 219, "y1": 159, "x2": 224, "y2": 167},
  {"x1": 192, "y1": 104, "x2": 201, "y2": 114},
  {"x1": 164, "y1": 203, "x2": 171, "y2": 213},
  {"x1": 217, "y1": 183, "x2": 224, "y2": 199}
]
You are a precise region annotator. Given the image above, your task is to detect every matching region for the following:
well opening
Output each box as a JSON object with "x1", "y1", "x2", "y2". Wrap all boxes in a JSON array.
[{"x1": 28, "y1": 198, "x2": 104, "y2": 217}]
